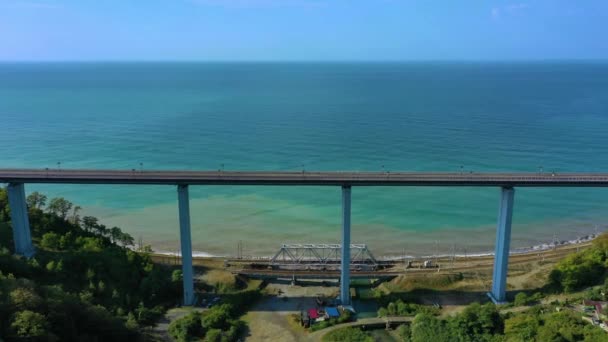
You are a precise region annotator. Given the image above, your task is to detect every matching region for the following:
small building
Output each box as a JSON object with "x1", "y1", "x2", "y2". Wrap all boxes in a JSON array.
[
  {"x1": 422, "y1": 260, "x2": 436, "y2": 268},
  {"x1": 308, "y1": 308, "x2": 320, "y2": 322},
  {"x1": 583, "y1": 300, "x2": 608, "y2": 320},
  {"x1": 325, "y1": 307, "x2": 340, "y2": 319}
]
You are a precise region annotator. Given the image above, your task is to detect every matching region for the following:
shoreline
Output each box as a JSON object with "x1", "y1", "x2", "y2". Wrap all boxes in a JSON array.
[{"x1": 150, "y1": 232, "x2": 601, "y2": 261}]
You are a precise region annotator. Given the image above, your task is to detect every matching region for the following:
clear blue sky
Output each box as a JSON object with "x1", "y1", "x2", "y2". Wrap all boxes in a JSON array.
[{"x1": 0, "y1": 0, "x2": 606, "y2": 61}]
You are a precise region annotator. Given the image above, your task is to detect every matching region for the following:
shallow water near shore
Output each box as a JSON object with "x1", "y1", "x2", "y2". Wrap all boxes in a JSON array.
[{"x1": 1, "y1": 62, "x2": 608, "y2": 256}]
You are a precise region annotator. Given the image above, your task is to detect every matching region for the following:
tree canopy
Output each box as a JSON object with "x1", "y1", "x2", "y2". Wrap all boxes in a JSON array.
[{"x1": 0, "y1": 188, "x2": 182, "y2": 341}]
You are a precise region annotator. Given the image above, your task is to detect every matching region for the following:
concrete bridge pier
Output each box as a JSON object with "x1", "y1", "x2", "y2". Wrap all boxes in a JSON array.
[
  {"x1": 340, "y1": 185, "x2": 351, "y2": 305},
  {"x1": 488, "y1": 187, "x2": 515, "y2": 304},
  {"x1": 177, "y1": 184, "x2": 195, "y2": 306},
  {"x1": 7, "y1": 183, "x2": 35, "y2": 257}
]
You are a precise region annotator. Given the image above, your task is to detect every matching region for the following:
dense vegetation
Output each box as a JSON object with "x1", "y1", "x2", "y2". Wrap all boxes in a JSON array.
[
  {"x1": 388, "y1": 302, "x2": 607, "y2": 342},
  {"x1": 167, "y1": 290, "x2": 260, "y2": 341},
  {"x1": 0, "y1": 189, "x2": 181, "y2": 341},
  {"x1": 322, "y1": 327, "x2": 373, "y2": 342},
  {"x1": 549, "y1": 233, "x2": 608, "y2": 292},
  {"x1": 377, "y1": 299, "x2": 440, "y2": 318},
  {"x1": 324, "y1": 302, "x2": 608, "y2": 341}
]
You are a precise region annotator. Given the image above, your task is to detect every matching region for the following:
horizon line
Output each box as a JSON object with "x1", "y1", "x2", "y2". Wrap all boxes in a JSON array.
[{"x1": 1, "y1": 58, "x2": 608, "y2": 64}]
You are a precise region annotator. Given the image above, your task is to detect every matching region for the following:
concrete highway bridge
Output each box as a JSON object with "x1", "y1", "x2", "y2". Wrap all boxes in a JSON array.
[{"x1": 2, "y1": 168, "x2": 608, "y2": 306}]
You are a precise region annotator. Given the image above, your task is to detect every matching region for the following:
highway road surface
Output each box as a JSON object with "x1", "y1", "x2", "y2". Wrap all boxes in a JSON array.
[{"x1": 2, "y1": 168, "x2": 608, "y2": 187}]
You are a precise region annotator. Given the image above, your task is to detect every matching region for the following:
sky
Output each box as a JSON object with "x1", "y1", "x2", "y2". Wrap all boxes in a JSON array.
[{"x1": 0, "y1": 0, "x2": 606, "y2": 61}]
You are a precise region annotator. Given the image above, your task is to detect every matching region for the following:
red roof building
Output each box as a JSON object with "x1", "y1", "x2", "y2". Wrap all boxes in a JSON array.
[{"x1": 308, "y1": 309, "x2": 319, "y2": 319}]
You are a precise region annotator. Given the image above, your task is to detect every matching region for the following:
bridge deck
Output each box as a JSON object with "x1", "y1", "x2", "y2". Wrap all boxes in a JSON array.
[{"x1": 2, "y1": 169, "x2": 608, "y2": 187}]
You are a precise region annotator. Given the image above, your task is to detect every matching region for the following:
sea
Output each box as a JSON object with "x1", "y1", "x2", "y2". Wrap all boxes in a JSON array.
[{"x1": 1, "y1": 62, "x2": 608, "y2": 258}]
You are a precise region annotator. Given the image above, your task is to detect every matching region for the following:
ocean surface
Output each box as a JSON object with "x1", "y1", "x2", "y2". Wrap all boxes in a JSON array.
[{"x1": 1, "y1": 62, "x2": 608, "y2": 257}]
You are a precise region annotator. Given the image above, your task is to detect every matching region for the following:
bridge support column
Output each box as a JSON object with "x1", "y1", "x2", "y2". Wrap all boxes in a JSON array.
[
  {"x1": 340, "y1": 185, "x2": 351, "y2": 305},
  {"x1": 177, "y1": 185, "x2": 194, "y2": 306},
  {"x1": 7, "y1": 183, "x2": 34, "y2": 257},
  {"x1": 488, "y1": 187, "x2": 515, "y2": 304}
]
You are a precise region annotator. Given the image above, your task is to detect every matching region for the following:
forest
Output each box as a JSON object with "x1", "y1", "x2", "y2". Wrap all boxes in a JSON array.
[{"x1": 0, "y1": 189, "x2": 181, "y2": 341}]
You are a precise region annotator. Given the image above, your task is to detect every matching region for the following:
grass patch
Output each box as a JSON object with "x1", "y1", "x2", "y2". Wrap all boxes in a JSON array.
[{"x1": 322, "y1": 327, "x2": 372, "y2": 342}]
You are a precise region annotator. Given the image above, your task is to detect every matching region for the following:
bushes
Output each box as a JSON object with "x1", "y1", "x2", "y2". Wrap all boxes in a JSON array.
[
  {"x1": 377, "y1": 299, "x2": 440, "y2": 317},
  {"x1": 311, "y1": 320, "x2": 331, "y2": 332},
  {"x1": 10, "y1": 310, "x2": 52, "y2": 339},
  {"x1": 549, "y1": 234, "x2": 608, "y2": 292},
  {"x1": 410, "y1": 313, "x2": 451, "y2": 342},
  {"x1": 402, "y1": 303, "x2": 501, "y2": 342},
  {"x1": 40, "y1": 232, "x2": 60, "y2": 250},
  {"x1": 167, "y1": 292, "x2": 259, "y2": 342},
  {"x1": 446, "y1": 302, "x2": 503, "y2": 340},
  {"x1": 397, "y1": 324, "x2": 411, "y2": 342},
  {"x1": 168, "y1": 311, "x2": 205, "y2": 342},
  {"x1": 395, "y1": 301, "x2": 608, "y2": 342},
  {"x1": 322, "y1": 327, "x2": 372, "y2": 342},
  {"x1": 513, "y1": 292, "x2": 543, "y2": 306},
  {"x1": 503, "y1": 310, "x2": 600, "y2": 342},
  {"x1": 202, "y1": 304, "x2": 233, "y2": 330}
]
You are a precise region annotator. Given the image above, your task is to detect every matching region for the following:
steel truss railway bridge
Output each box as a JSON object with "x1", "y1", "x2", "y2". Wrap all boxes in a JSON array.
[
  {"x1": 2, "y1": 169, "x2": 608, "y2": 305},
  {"x1": 270, "y1": 243, "x2": 378, "y2": 267}
]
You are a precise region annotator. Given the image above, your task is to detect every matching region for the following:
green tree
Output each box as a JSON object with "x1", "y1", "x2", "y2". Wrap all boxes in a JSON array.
[
  {"x1": 94, "y1": 223, "x2": 108, "y2": 237},
  {"x1": 46, "y1": 260, "x2": 56, "y2": 272},
  {"x1": 82, "y1": 216, "x2": 99, "y2": 232},
  {"x1": 411, "y1": 313, "x2": 450, "y2": 342},
  {"x1": 79, "y1": 237, "x2": 104, "y2": 252},
  {"x1": 10, "y1": 310, "x2": 50, "y2": 338},
  {"x1": 119, "y1": 231, "x2": 135, "y2": 247},
  {"x1": 126, "y1": 312, "x2": 139, "y2": 329},
  {"x1": 26, "y1": 191, "x2": 47, "y2": 209},
  {"x1": 9, "y1": 287, "x2": 43, "y2": 311},
  {"x1": 172, "y1": 269, "x2": 183, "y2": 282},
  {"x1": 47, "y1": 197, "x2": 73, "y2": 219},
  {"x1": 40, "y1": 232, "x2": 61, "y2": 250},
  {"x1": 504, "y1": 314, "x2": 539, "y2": 341},
  {"x1": 205, "y1": 329, "x2": 223, "y2": 342},
  {"x1": 537, "y1": 312, "x2": 585, "y2": 342},
  {"x1": 59, "y1": 231, "x2": 73, "y2": 249},
  {"x1": 109, "y1": 226, "x2": 122, "y2": 243},
  {"x1": 202, "y1": 304, "x2": 233, "y2": 330},
  {"x1": 70, "y1": 205, "x2": 82, "y2": 225},
  {"x1": 583, "y1": 324, "x2": 608, "y2": 341},
  {"x1": 168, "y1": 311, "x2": 204, "y2": 342},
  {"x1": 549, "y1": 245, "x2": 606, "y2": 292},
  {"x1": 397, "y1": 324, "x2": 412, "y2": 342},
  {"x1": 514, "y1": 292, "x2": 529, "y2": 306}
]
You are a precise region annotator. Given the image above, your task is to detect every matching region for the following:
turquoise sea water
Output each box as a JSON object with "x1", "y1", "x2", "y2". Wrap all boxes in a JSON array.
[{"x1": 1, "y1": 62, "x2": 608, "y2": 256}]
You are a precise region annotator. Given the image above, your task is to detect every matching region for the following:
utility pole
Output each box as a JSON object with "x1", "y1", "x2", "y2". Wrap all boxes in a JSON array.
[
  {"x1": 237, "y1": 240, "x2": 243, "y2": 259},
  {"x1": 434, "y1": 240, "x2": 439, "y2": 266},
  {"x1": 553, "y1": 234, "x2": 558, "y2": 251},
  {"x1": 450, "y1": 244, "x2": 455, "y2": 269}
]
